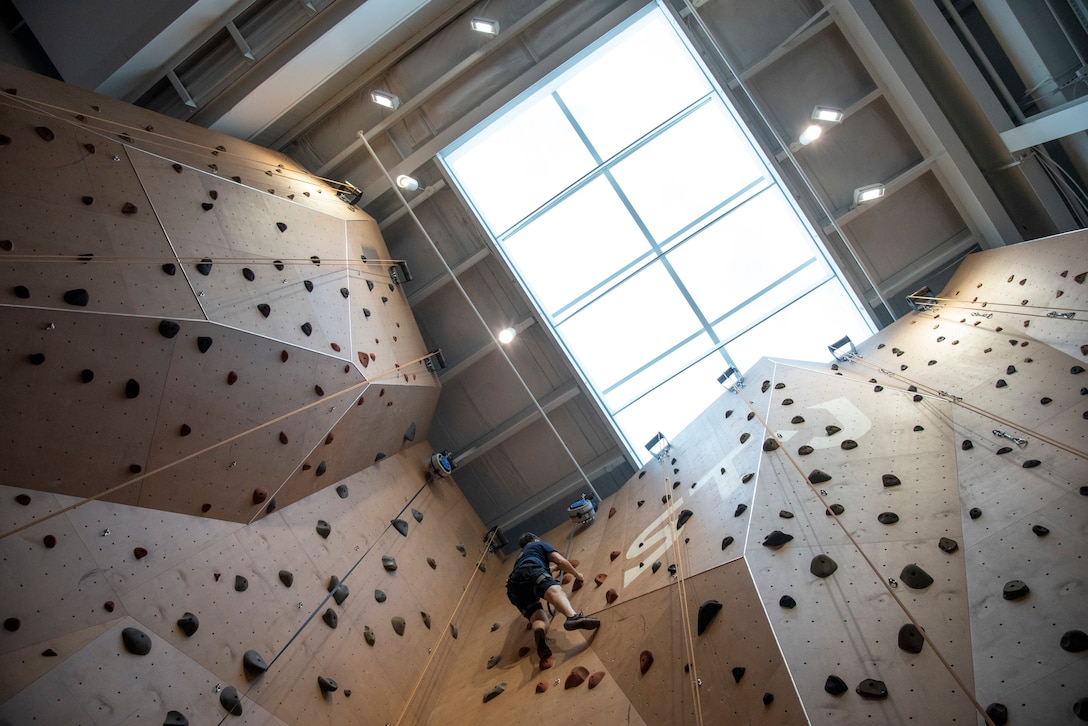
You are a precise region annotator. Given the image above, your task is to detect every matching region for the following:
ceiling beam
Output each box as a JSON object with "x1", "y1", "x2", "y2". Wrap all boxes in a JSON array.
[
  {"x1": 487, "y1": 451, "x2": 628, "y2": 533},
  {"x1": 406, "y1": 246, "x2": 491, "y2": 306},
  {"x1": 453, "y1": 381, "x2": 580, "y2": 467}
]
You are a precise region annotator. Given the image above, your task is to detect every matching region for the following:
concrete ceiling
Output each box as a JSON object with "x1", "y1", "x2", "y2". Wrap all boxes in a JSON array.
[{"x1": 5, "y1": 0, "x2": 1086, "y2": 542}]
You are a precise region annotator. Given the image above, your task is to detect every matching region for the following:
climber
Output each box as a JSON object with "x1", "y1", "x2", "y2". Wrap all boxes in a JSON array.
[{"x1": 506, "y1": 533, "x2": 600, "y2": 668}]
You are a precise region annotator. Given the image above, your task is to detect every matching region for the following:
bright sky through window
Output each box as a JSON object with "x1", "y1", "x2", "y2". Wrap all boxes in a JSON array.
[{"x1": 442, "y1": 2, "x2": 873, "y2": 463}]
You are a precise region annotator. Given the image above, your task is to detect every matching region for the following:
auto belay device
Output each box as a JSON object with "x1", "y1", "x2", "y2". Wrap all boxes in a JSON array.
[
  {"x1": 567, "y1": 493, "x2": 598, "y2": 525},
  {"x1": 429, "y1": 450, "x2": 454, "y2": 479}
]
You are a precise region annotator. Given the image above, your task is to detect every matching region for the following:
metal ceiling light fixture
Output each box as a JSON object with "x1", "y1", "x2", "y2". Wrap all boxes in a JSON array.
[
  {"x1": 497, "y1": 327, "x2": 516, "y2": 344},
  {"x1": 812, "y1": 105, "x2": 844, "y2": 123},
  {"x1": 470, "y1": 17, "x2": 500, "y2": 35},
  {"x1": 853, "y1": 183, "x2": 885, "y2": 204},
  {"x1": 370, "y1": 90, "x2": 400, "y2": 109},
  {"x1": 797, "y1": 124, "x2": 823, "y2": 145},
  {"x1": 395, "y1": 174, "x2": 420, "y2": 191}
]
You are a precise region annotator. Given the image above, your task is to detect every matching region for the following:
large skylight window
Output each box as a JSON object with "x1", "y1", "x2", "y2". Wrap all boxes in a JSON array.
[{"x1": 441, "y1": 2, "x2": 874, "y2": 463}]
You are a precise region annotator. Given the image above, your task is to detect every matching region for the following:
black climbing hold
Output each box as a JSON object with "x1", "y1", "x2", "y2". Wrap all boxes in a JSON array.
[
  {"x1": 121, "y1": 627, "x2": 152, "y2": 655},
  {"x1": 1023, "y1": 459, "x2": 1041, "y2": 468},
  {"x1": 392, "y1": 616, "x2": 406, "y2": 636},
  {"x1": 487, "y1": 654, "x2": 502, "y2": 669},
  {"x1": 381, "y1": 296, "x2": 388, "y2": 303},
  {"x1": 969, "y1": 507, "x2": 982, "y2": 519},
  {"x1": 996, "y1": 446, "x2": 1012, "y2": 455},
  {"x1": 201, "y1": 202, "x2": 213, "y2": 211},
  {"x1": 63, "y1": 289, "x2": 89, "y2": 306},
  {"x1": 318, "y1": 676, "x2": 338, "y2": 694},
  {"x1": 725, "y1": 410, "x2": 733, "y2": 418},
  {"x1": 810, "y1": 554, "x2": 837, "y2": 577},
  {"x1": 278, "y1": 570, "x2": 293, "y2": 587},
  {"x1": 873, "y1": 385, "x2": 883, "y2": 392},
  {"x1": 28, "y1": 353, "x2": 44, "y2": 365},
  {"x1": 1006, "y1": 365, "x2": 1017, "y2": 375},
  {"x1": 898, "y1": 623, "x2": 924, "y2": 653},
  {"x1": 234, "y1": 575, "x2": 248, "y2": 592},
  {"x1": 304, "y1": 280, "x2": 314, "y2": 292},
  {"x1": 162, "y1": 263, "x2": 176, "y2": 276},
  {"x1": 276, "y1": 222, "x2": 287, "y2": 232},
  {"x1": 197, "y1": 337, "x2": 212, "y2": 353},
  {"x1": 125, "y1": 379, "x2": 140, "y2": 399},
  {"x1": 878, "y1": 512, "x2": 899, "y2": 525},
  {"x1": 739, "y1": 433, "x2": 750, "y2": 444},
  {"x1": 741, "y1": 472, "x2": 755, "y2": 483},
  {"x1": 1061, "y1": 629, "x2": 1088, "y2": 652},
  {"x1": 667, "y1": 564, "x2": 677, "y2": 576},
  {"x1": 731, "y1": 666, "x2": 745, "y2": 682},
  {"x1": 762, "y1": 437, "x2": 779, "y2": 451},
  {"x1": 421, "y1": 611, "x2": 431, "y2": 629},
  {"x1": 900, "y1": 564, "x2": 933, "y2": 589},
  {"x1": 782, "y1": 398, "x2": 793, "y2": 405},
  {"x1": 336, "y1": 484, "x2": 348, "y2": 499},
  {"x1": 331, "y1": 583, "x2": 349, "y2": 606},
  {"x1": 241, "y1": 267, "x2": 254, "y2": 281},
  {"x1": 196, "y1": 258, "x2": 212, "y2": 276},
  {"x1": 266, "y1": 497, "x2": 276, "y2": 513},
  {"x1": 779, "y1": 510, "x2": 794, "y2": 519},
  {"x1": 882, "y1": 474, "x2": 901, "y2": 487},
  {"x1": 761, "y1": 380, "x2": 770, "y2": 393},
  {"x1": 1032, "y1": 524, "x2": 1049, "y2": 536},
  {"x1": 734, "y1": 503, "x2": 747, "y2": 517},
  {"x1": 383, "y1": 556, "x2": 397, "y2": 571},
  {"x1": 310, "y1": 255, "x2": 320, "y2": 266},
  {"x1": 913, "y1": 394, "x2": 923, "y2": 402},
  {"x1": 412, "y1": 508, "x2": 423, "y2": 523},
  {"x1": 164, "y1": 710, "x2": 189, "y2": 726},
  {"x1": 913, "y1": 425, "x2": 924, "y2": 431},
  {"x1": 996, "y1": 379, "x2": 1007, "y2": 388},
  {"x1": 697, "y1": 600, "x2": 722, "y2": 635},
  {"x1": 80, "y1": 369, "x2": 94, "y2": 383},
  {"x1": 273, "y1": 260, "x2": 284, "y2": 270},
  {"x1": 808, "y1": 469, "x2": 831, "y2": 484},
  {"x1": 34, "y1": 126, "x2": 54, "y2": 142},
  {"x1": 362, "y1": 308, "x2": 371, "y2": 318},
  {"x1": 856, "y1": 679, "x2": 887, "y2": 699},
  {"x1": 364, "y1": 626, "x2": 376, "y2": 645},
  {"x1": 938, "y1": 537, "x2": 959, "y2": 553},
  {"x1": 826, "y1": 504, "x2": 844, "y2": 516},
  {"x1": 301, "y1": 322, "x2": 312, "y2": 336},
  {"x1": 13, "y1": 285, "x2": 29, "y2": 298},
  {"x1": 825, "y1": 425, "x2": 841, "y2": 435},
  {"x1": 366, "y1": 280, "x2": 374, "y2": 291},
  {"x1": 676, "y1": 509, "x2": 693, "y2": 529},
  {"x1": 374, "y1": 589, "x2": 386, "y2": 603},
  {"x1": 257, "y1": 303, "x2": 270, "y2": 318},
  {"x1": 243, "y1": 650, "x2": 268, "y2": 678},
  {"x1": 1073, "y1": 366, "x2": 1086, "y2": 375},
  {"x1": 841, "y1": 439, "x2": 858, "y2": 450},
  {"x1": 315, "y1": 461, "x2": 327, "y2": 477},
  {"x1": 1040, "y1": 396, "x2": 1053, "y2": 405},
  {"x1": 159, "y1": 320, "x2": 180, "y2": 338},
  {"x1": 482, "y1": 682, "x2": 505, "y2": 703},
  {"x1": 779, "y1": 595, "x2": 796, "y2": 609},
  {"x1": 340, "y1": 287, "x2": 350, "y2": 298},
  {"x1": 824, "y1": 675, "x2": 848, "y2": 696},
  {"x1": 791, "y1": 415, "x2": 805, "y2": 424},
  {"x1": 177, "y1": 612, "x2": 199, "y2": 637},
  {"x1": 762, "y1": 530, "x2": 792, "y2": 549},
  {"x1": 392, "y1": 519, "x2": 409, "y2": 537},
  {"x1": 316, "y1": 520, "x2": 331, "y2": 538},
  {"x1": 219, "y1": 686, "x2": 242, "y2": 716},
  {"x1": 721, "y1": 536, "x2": 734, "y2": 550},
  {"x1": 427, "y1": 557, "x2": 437, "y2": 569},
  {"x1": 637, "y1": 499, "x2": 645, "y2": 507},
  {"x1": 322, "y1": 609, "x2": 338, "y2": 629},
  {"x1": 962, "y1": 440, "x2": 973, "y2": 450},
  {"x1": 985, "y1": 703, "x2": 1009, "y2": 725}
]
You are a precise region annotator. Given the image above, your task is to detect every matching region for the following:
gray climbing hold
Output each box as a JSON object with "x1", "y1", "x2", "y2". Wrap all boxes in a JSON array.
[
  {"x1": 734, "y1": 503, "x2": 747, "y2": 517},
  {"x1": 1061, "y1": 629, "x2": 1088, "y2": 652},
  {"x1": 651, "y1": 561, "x2": 661, "y2": 574},
  {"x1": 882, "y1": 474, "x2": 901, "y2": 487},
  {"x1": 122, "y1": 627, "x2": 151, "y2": 655},
  {"x1": 315, "y1": 461, "x2": 327, "y2": 477},
  {"x1": 779, "y1": 510, "x2": 794, "y2": 519},
  {"x1": 779, "y1": 595, "x2": 796, "y2": 609},
  {"x1": 421, "y1": 611, "x2": 431, "y2": 629},
  {"x1": 219, "y1": 686, "x2": 242, "y2": 715},
  {"x1": 878, "y1": 512, "x2": 899, "y2": 525},
  {"x1": 721, "y1": 536, "x2": 734, "y2": 550},
  {"x1": 234, "y1": 575, "x2": 248, "y2": 592},
  {"x1": 900, "y1": 564, "x2": 933, "y2": 589},
  {"x1": 196, "y1": 259, "x2": 212, "y2": 276},
  {"x1": 969, "y1": 507, "x2": 982, "y2": 519},
  {"x1": 340, "y1": 287, "x2": 350, "y2": 298},
  {"x1": 808, "y1": 469, "x2": 831, "y2": 484},
  {"x1": 392, "y1": 616, "x2": 406, "y2": 636},
  {"x1": 938, "y1": 537, "x2": 959, "y2": 553},
  {"x1": 1003, "y1": 580, "x2": 1030, "y2": 600},
  {"x1": 824, "y1": 675, "x2": 848, "y2": 696},
  {"x1": 677, "y1": 509, "x2": 693, "y2": 529},
  {"x1": 450, "y1": 624, "x2": 459, "y2": 639},
  {"x1": 996, "y1": 446, "x2": 1012, "y2": 455},
  {"x1": 374, "y1": 452, "x2": 386, "y2": 462},
  {"x1": 826, "y1": 504, "x2": 844, "y2": 515},
  {"x1": 243, "y1": 650, "x2": 268, "y2": 678},
  {"x1": 825, "y1": 425, "x2": 841, "y2": 435},
  {"x1": 301, "y1": 322, "x2": 312, "y2": 336},
  {"x1": 487, "y1": 654, "x2": 502, "y2": 669},
  {"x1": 364, "y1": 626, "x2": 375, "y2": 646},
  {"x1": 741, "y1": 472, "x2": 754, "y2": 483},
  {"x1": 986, "y1": 703, "x2": 1008, "y2": 725},
  {"x1": 383, "y1": 556, "x2": 397, "y2": 571},
  {"x1": 898, "y1": 623, "x2": 924, "y2": 653},
  {"x1": 278, "y1": 570, "x2": 293, "y2": 587},
  {"x1": 322, "y1": 609, "x2": 338, "y2": 629},
  {"x1": 427, "y1": 557, "x2": 437, "y2": 569},
  {"x1": 412, "y1": 508, "x2": 423, "y2": 523},
  {"x1": 483, "y1": 683, "x2": 506, "y2": 703},
  {"x1": 810, "y1": 554, "x2": 837, "y2": 577},
  {"x1": 374, "y1": 589, "x2": 386, "y2": 603},
  {"x1": 697, "y1": 600, "x2": 722, "y2": 635},
  {"x1": 856, "y1": 679, "x2": 888, "y2": 699},
  {"x1": 762, "y1": 530, "x2": 792, "y2": 549},
  {"x1": 125, "y1": 379, "x2": 140, "y2": 398},
  {"x1": 318, "y1": 676, "x2": 338, "y2": 694},
  {"x1": 1023, "y1": 459, "x2": 1041, "y2": 468},
  {"x1": 782, "y1": 398, "x2": 793, "y2": 405},
  {"x1": 731, "y1": 666, "x2": 745, "y2": 682},
  {"x1": 316, "y1": 520, "x2": 331, "y2": 538},
  {"x1": 304, "y1": 280, "x2": 314, "y2": 292},
  {"x1": 159, "y1": 320, "x2": 180, "y2": 338},
  {"x1": 63, "y1": 289, "x2": 89, "y2": 306},
  {"x1": 163, "y1": 710, "x2": 189, "y2": 726},
  {"x1": 798, "y1": 445, "x2": 814, "y2": 455},
  {"x1": 1032, "y1": 524, "x2": 1049, "y2": 536},
  {"x1": 996, "y1": 379, "x2": 1007, "y2": 388},
  {"x1": 177, "y1": 612, "x2": 199, "y2": 637},
  {"x1": 962, "y1": 440, "x2": 973, "y2": 450},
  {"x1": 197, "y1": 337, "x2": 212, "y2": 353},
  {"x1": 392, "y1": 519, "x2": 408, "y2": 537},
  {"x1": 762, "y1": 437, "x2": 779, "y2": 451}
]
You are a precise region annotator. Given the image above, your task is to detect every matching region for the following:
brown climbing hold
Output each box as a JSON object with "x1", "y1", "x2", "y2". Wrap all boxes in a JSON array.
[
  {"x1": 330, "y1": 343, "x2": 341, "y2": 352},
  {"x1": 588, "y1": 671, "x2": 605, "y2": 689},
  {"x1": 201, "y1": 503, "x2": 211, "y2": 513},
  {"x1": 518, "y1": 646, "x2": 530, "y2": 658},
  {"x1": 535, "y1": 682, "x2": 549, "y2": 694},
  {"x1": 565, "y1": 666, "x2": 589, "y2": 689},
  {"x1": 15, "y1": 493, "x2": 30, "y2": 505},
  {"x1": 278, "y1": 431, "x2": 288, "y2": 445},
  {"x1": 179, "y1": 423, "x2": 191, "y2": 436},
  {"x1": 129, "y1": 464, "x2": 142, "y2": 474},
  {"x1": 639, "y1": 650, "x2": 654, "y2": 675},
  {"x1": 104, "y1": 601, "x2": 115, "y2": 612},
  {"x1": 252, "y1": 488, "x2": 268, "y2": 504},
  {"x1": 608, "y1": 506, "x2": 616, "y2": 518},
  {"x1": 610, "y1": 550, "x2": 620, "y2": 562},
  {"x1": 594, "y1": 573, "x2": 607, "y2": 586},
  {"x1": 134, "y1": 547, "x2": 148, "y2": 560},
  {"x1": 3, "y1": 618, "x2": 19, "y2": 632},
  {"x1": 314, "y1": 385, "x2": 324, "y2": 396},
  {"x1": 227, "y1": 371, "x2": 238, "y2": 385},
  {"x1": 606, "y1": 589, "x2": 618, "y2": 604}
]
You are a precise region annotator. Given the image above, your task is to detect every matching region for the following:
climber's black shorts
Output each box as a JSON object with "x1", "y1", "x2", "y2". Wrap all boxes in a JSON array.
[{"x1": 506, "y1": 564, "x2": 560, "y2": 618}]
